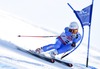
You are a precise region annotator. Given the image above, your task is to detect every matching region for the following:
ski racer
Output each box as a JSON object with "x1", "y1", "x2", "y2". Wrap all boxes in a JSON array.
[{"x1": 31, "y1": 22, "x2": 81, "y2": 58}]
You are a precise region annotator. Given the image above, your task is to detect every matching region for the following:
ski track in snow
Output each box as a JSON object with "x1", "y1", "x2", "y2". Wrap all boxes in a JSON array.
[
  {"x1": 0, "y1": 56, "x2": 44, "y2": 67},
  {"x1": 0, "y1": 55, "x2": 55, "y2": 69}
]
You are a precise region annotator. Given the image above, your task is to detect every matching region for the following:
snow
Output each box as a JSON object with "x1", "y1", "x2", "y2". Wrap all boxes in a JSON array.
[
  {"x1": 0, "y1": 10, "x2": 99, "y2": 69},
  {"x1": 0, "y1": 0, "x2": 100, "y2": 69},
  {"x1": 0, "y1": 38, "x2": 97, "y2": 69}
]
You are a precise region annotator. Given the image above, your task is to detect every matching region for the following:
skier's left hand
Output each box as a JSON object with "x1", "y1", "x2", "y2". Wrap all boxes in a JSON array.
[{"x1": 71, "y1": 42, "x2": 76, "y2": 47}]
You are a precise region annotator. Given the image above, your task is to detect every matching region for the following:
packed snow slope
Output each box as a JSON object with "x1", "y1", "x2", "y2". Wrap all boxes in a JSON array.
[{"x1": 0, "y1": 10, "x2": 99, "y2": 69}]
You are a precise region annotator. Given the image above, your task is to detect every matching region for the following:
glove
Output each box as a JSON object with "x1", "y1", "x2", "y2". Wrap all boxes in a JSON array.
[{"x1": 71, "y1": 42, "x2": 76, "y2": 47}]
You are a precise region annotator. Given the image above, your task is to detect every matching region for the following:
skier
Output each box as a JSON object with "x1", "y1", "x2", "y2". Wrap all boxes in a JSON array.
[{"x1": 31, "y1": 22, "x2": 81, "y2": 58}]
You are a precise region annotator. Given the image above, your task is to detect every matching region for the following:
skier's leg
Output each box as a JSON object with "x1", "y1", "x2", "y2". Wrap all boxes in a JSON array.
[
  {"x1": 34, "y1": 39, "x2": 61, "y2": 57},
  {"x1": 42, "y1": 39, "x2": 61, "y2": 52},
  {"x1": 57, "y1": 44, "x2": 73, "y2": 54},
  {"x1": 41, "y1": 40, "x2": 62, "y2": 58}
]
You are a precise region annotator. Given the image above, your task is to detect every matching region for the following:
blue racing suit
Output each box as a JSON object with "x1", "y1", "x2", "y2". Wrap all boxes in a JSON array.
[{"x1": 42, "y1": 27, "x2": 81, "y2": 54}]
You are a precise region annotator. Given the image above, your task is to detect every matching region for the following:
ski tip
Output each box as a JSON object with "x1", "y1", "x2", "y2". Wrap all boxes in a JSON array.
[{"x1": 67, "y1": 63, "x2": 73, "y2": 67}]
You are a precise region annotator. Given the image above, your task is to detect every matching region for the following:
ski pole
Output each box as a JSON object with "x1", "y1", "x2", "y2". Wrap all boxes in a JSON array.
[
  {"x1": 18, "y1": 35, "x2": 58, "y2": 38},
  {"x1": 61, "y1": 53, "x2": 69, "y2": 59}
]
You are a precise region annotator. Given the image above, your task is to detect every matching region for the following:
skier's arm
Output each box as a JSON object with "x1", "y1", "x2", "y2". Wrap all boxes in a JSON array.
[
  {"x1": 74, "y1": 33, "x2": 81, "y2": 42},
  {"x1": 71, "y1": 33, "x2": 81, "y2": 47},
  {"x1": 64, "y1": 27, "x2": 69, "y2": 34}
]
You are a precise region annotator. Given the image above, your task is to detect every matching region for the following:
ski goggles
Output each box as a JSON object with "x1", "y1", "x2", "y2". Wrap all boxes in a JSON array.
[{"x1": 69, "y1": 29, "x2": 78, "y2": 34}]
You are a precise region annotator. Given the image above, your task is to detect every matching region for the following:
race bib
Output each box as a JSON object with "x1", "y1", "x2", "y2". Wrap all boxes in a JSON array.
[{"x1": 60, "y1": 33, "x2": 72, "y2": 44}]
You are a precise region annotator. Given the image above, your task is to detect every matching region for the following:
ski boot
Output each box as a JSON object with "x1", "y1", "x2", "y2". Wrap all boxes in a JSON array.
[
  {"x1": 29, "y1": 47, "x2": 43, "y2": 54},
  {"x1": 49, "y1": 49, "x2": 58, "y2": 59},
  {"x1": 35, "y1": 48, "x2": 44, "y2": 54}
]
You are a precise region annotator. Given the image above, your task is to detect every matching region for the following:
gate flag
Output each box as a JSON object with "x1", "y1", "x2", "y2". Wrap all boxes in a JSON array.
[
  {"x1": 74, "y1": 4, "x2": 93, "y2": 26},
  {"x1": 67, "y1": 0, "x2": 94, "y2": 67}
]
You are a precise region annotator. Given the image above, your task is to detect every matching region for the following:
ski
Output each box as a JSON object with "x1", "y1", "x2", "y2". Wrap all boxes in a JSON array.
[
  {"x1": 54, "y1": 59, "x2": 73, "y2": 67},
  {"x1": 16, "y1": 46, "x2": 73, "y2": 67},
  {"x1": 17, "y1": 46, "x2": 55, "y2": 63}
]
